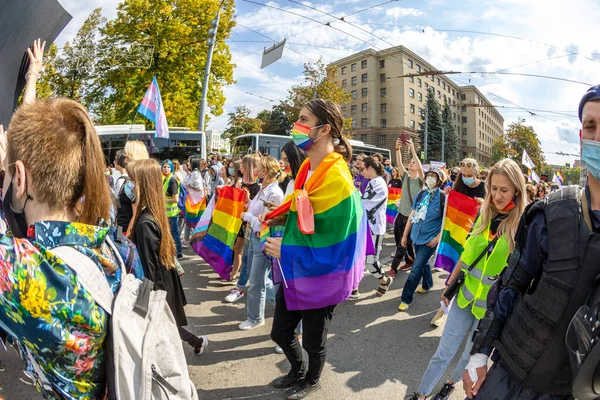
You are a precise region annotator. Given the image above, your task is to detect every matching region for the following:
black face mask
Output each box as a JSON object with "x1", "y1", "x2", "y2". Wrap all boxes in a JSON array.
[{"x1": 2, "y1": 175, "x2": 33, "y2": 238}]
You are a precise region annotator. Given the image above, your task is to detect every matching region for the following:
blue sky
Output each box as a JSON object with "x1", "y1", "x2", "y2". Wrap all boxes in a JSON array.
[{"x1": 55, "y1": 0, "x2": 599, "y2": 166}]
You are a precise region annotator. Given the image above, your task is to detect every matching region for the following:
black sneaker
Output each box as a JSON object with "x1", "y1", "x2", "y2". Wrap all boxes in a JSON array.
[
  {"x1": 271, "y1": 370, "x2": 305, "y2": 389},
  {"x1": 432, "y1": 382, "x2": 455, "y2": 400},
  {"x1": 404, "y1": 393, "x2": 420, "y2": 400},
  {"x1": 193, "y1": 336, "x2": 209, "y2": 355},
  {"x1": 285, "y1": 380, "x2": 322, "y2": 399}
]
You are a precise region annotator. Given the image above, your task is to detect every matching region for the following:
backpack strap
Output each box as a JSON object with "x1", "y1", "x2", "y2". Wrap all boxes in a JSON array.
[
  {"x1": 52, "y1": 246, "x2": 115, "y2": 314},
  {"x1": 544, "y1": 186, "x2": 581, "y2": 272}
]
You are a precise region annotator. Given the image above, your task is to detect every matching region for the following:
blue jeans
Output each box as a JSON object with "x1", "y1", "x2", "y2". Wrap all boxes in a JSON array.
[
  {"x1": 246, "y1": 234, "x2": 273, "y2": 323},
  {"x1": 401, "y1": 244, "x2": 435, "y2": 304},
  {"x1": 417, "y1": 302, "x2": 478, "y2": 396},
  {"x1": 237, "y1": 238, "x2": 251, "y2": 291},
  {"x1": 168, "y1": 216, "x2": 183, "y2": 256}
]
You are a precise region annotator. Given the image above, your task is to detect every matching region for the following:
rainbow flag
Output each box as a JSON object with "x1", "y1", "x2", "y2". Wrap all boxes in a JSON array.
[
  {"x1": 260, "y1": 222, "x2": 285, "y2": 254},
  {"x1": 184, "y1": 193, "x2": 206, "y2": 228},
  {"x1": 266, "y1": 152, "x2": 366, "y2": 311},
  {"x1": 386, "y1": 187, "x2": 402, "y2": 224},
  {"x1": 191, "y1": 186, "x2": 245, "y2": 280},
  {"x1": 434, "y1": 190, "x2": 480, "y2": 273}
]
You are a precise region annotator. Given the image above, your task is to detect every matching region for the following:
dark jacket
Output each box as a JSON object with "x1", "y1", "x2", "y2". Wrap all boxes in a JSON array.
[{"x1": 132, "y1": 211, "x2": 188, "y2": 326}]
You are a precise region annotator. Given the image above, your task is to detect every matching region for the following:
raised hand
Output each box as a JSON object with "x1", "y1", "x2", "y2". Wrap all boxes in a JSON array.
[{"x1": 26, "y1": 39, "x2": 46, "y2": 78}]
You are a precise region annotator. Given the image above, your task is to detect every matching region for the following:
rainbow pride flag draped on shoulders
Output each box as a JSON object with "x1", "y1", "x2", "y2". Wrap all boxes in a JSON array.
[
  {"x1": 265, "y1": 152, "x2": 366, "y2": 311},
  {"x1": 184, "y1": 188, "x2": 206, "y2": 228},
  {"x1": 434, "y1": 190, "x2": 480, "y2": 273},
  {"x1": 386, "y1": 187, "x2": 402, "y2": 224},
  {"x1": 191, "y1": 186, "x2": 245, "y2": 280}
]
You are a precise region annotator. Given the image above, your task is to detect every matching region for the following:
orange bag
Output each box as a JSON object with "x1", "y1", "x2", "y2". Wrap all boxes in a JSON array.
[{"x1": 296, "y1": 190, "x2": 315, "y2": 234}]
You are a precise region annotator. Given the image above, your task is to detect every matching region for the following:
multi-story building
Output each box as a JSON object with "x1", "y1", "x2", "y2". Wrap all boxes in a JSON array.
[
  {"x1": 330, "y1": 46, "x2": 504, "y2": 166},
  {"x1": 206, "y1": 129, "x2": 229, "y2": 153}
]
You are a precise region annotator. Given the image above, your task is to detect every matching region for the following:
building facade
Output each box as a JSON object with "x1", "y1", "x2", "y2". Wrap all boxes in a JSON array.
[
  {"x1": 330, "y1": 46, "x2": 504, "y2": 166},
  {"x1": 206, "y1": 129, "x2": 229, "y2": 153}
]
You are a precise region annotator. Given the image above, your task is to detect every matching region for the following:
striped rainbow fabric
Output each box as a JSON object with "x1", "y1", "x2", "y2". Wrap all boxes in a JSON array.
[
  {"x1": 184, "y1": 194, "x2": 206, "y2": 227},
  {"x1": 191, "y1": 186, "x2": 245, "y2": 280},
  {"x1": 260, "y1": 222, "x2": 285, "y2": 254},
  {"x1": 434, "y1": 190, "x2": 480, "y2": 273},
  {"x1": 266, "y1": 152, "x2": 366, "y2": 311},
  {"x1": 291, "y1": 123, "x2": 311, "y2": 149},
  {"x1": 386, "y1": 187, "x2": 402, "y2": 224}
]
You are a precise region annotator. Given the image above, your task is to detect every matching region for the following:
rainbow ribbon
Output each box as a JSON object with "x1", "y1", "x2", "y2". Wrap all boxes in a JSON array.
[{"x1": 386, "y1": 187, "x2": 402, "y2": 224}]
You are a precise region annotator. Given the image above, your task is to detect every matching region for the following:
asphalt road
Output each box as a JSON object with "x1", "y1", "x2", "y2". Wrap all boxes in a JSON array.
[{"x1": 0, "y1": 232, "x2": 468, "y2": 400}]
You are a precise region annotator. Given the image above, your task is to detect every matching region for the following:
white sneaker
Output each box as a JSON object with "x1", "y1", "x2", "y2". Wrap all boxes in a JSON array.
[
  {"x1": 225, "y1": 288, "x2": 244, "y2": 303},
  {"x1": 275, "y1": 345, "x2": 284, "y2": 354},
  {"x1": 239, "y1": 319, "x2": 265, "y2": 330}
]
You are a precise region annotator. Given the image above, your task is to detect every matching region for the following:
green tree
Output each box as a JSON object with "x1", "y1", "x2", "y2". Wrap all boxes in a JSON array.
[
  {"x1": 420, "y1": 89, "x2": 443, "y2": 162},
  {"x1": 89, "y1": 0, "x2": 236, "y2": 127},
  {"x1": 490, "y1": 118, "x2": 546, "y2": 172},
  {"x1": 223, "y1": 105, "x2": 263, "y2": 140},
  {"x1": 441, "y1": 102, "x2": 460, "y2": 167},
  {"x1": 258, "y1": 104, "x2": 291, "y2": 135},
  {"x1": 281, "y1": 58, "x2": 351, "y2": 131}
]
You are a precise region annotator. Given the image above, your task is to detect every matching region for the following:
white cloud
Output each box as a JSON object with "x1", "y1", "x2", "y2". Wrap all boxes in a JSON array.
[{"x1": 385, "y1": 7, "x2": 425, "y2": 19}]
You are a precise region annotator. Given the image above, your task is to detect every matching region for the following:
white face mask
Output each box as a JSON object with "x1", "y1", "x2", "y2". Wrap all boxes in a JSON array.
[{"x1": 426, "y1": 176, "x2": 438, "y2": 189}]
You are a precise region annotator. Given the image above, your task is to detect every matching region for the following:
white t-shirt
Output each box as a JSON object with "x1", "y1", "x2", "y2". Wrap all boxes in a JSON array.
[{"x1": 361, "y1": 175, "x2": 388, "y2": 235}]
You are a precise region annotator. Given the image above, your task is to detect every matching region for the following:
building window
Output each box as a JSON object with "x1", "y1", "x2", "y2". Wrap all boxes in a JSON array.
[
  {"x1": 462, "y1": 116, "x2": 468, "y2": 123},
  {"x1": 361, "y1": 60, "x2": 367, "y2": 69},
  {"x1": 341, "y1": 66, "x2": 347, "y2": 75},
  {"x1": 418, "y1": 123, "x2": 424, "y2": 131},
  {"x1": 351, "y1": 63, "x2": 357, "y2": 72},
  {"x1": 342, "y1": 79, "x2": 347, "y2": 88},
  {"x1": 425, "y1": 83, "x2": 429, "y2": 89},
  {"x1": 380, "y1": 73, "x2": 386, "y2": 82},
  {"x1": 379, "y1": 134, "x2": 386, "y2": 145},
  {"x1": 442, "y1": 82, "x2": 446, "y2": 90},
  {"x1": 431, "y1": 75, "x2": 435, "y2": 82},
  {"x1": 380, "y1": 88, "x2": 386, "y2": 97},
  {"x1": 409, "y1": 76, "x2": 414, "y2": 83},
  {"x1": 341, "y1": 106, "x2": 346, "y2": 113},
  {"x1": 409, "y1": 88, "x2": 415, "y2": 98},
  {"x1": 461, "y1": 105, "x2": 467, "y2": 112},
  {"x1": 362, "y1": 103, "x2": 367, "y2": 112},
  {"x1": 452, "y1": 89, "x2": 455, "y2": 96},
  {"x1": 418, "y1": 92, "x2": 422, "y2": 101},
  {"x1": 418, "y1": 107, "x2": 423, "y2": 117},
  {"x1": 351, "y1": 90, "x2": 357, "y2": 99},
  {"x1": 380, "y1": 119, "x2": 387, "y2": 128},
  {"x1": 352, "y1": 119, "x2": 357, "y2": 128},
  {"x1": 417, "y1": 78, "x2": 422, "y2": 87},
  {"x1": 437, "y1": 78, "x2": 440, "y2": 85},
  {"x1": 351, "y1": 105, "x2": 357, "y2": 113},
  {"x1": 443, "y1": 94, "x2": 447, "y2": 103},
  {"x1": 462, "y1": 128, "x2": 467, "y2": 135},
  {"x1": 408, "y1": 59, "x2": 413, "y2": 68},
  {"x1": 361, "y1": 118, "x2": 368, "y2": 128},
  {"x1": 381, "y1": 103, "x2": 387, "y2": 113},
  {"x1": 438, "y1": 90, "x2": 441, "y2": 97},
  {"x1": 380, "y1": 60, "x2": 385, "y2": 68},
  {"x1": 362, "y1": 88, "x2": 368, "y2": 97},
  {"x1": 410, "y1": 104, "x2": 415, "y2": 114},
  {"x1": 410, "y1": 120, "x2": 415, "y2": 129},
  {"x1": 362, "y1": 73, "x2": 368, "y2": 83},
  {"x1": 361, "y1": 134, "x2": 367, "y2": 142},
  {"x1": 462, "y1": 140, "x2": 467, "y2": 146},
  {"x1": 416, "y1": 64, "x2": 421, "y2": 72},
  {"x1": 461, "y1": 94, "x2": 466, "y2": 101},
  {"x1": 351, "y1": 76, "x2": 357, "y2": 86}
]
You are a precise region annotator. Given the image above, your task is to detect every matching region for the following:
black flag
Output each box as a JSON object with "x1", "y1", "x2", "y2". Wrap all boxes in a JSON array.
[{"x1": 0, "y1": 0, "x2": 72, "y2": 126}]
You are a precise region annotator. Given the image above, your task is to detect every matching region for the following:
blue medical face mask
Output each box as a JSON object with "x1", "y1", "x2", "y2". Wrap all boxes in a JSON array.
[
  {"x1": 582, "y1": 139, "x2": 600, "y2": 181},
  {"x1": 462, "y1": 175, "x2": 476, "y2": 186}
]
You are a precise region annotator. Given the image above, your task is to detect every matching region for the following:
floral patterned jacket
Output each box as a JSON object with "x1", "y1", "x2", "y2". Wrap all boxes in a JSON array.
[{"x1": 0, "y1": 221, "x2": 142, "y2": 400}]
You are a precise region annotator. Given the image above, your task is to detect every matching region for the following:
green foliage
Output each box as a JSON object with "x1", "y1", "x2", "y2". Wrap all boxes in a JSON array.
[
  {"x1": 257, "y1": 104, "x2": 290, "y2": 135},
  {"x1": 88, "y1": 0, "x2": 236, "y2": 127},
  {"x1": 223, "y1": 105, "x2": 263, "y2": 140},
  {"x1": 420, "y1": 89, "x2": 443, "y2": 162},
  {"x1": 441, "y1": 102, "x2": 460, "y2": 167},
  {"x1": 490, "y1": 118, "x2": 546, "y2": 172}
]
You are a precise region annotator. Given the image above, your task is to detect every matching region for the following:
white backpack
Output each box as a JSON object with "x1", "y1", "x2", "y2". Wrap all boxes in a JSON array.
[{"x1": 52, "y1": 238, "x2": 198, "y2": 400}]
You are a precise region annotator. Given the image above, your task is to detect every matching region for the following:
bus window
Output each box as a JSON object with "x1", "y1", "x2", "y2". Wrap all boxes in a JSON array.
[
  {"x1": 258, "y1": 136, "x2": 290, "y2": 159},
  {"x1": 232, "y1": 136, "x2": 255, "y2": 157}
]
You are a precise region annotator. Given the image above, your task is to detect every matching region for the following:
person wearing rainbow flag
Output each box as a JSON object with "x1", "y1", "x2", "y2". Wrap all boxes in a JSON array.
[
  {"x1": 264, "y1": 99, "x2": 366, "y2": 400},
  {"x1": 406, "y1": 158, "x2": 526, "y2": 400}
]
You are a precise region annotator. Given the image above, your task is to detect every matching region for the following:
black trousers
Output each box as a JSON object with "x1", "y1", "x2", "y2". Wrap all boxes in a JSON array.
[
  {"x1": 271, "y1": 286, "x2": 336, "y2": 383},
  {"x1": 178, "y1": 326, "x2": 203, "y2": 349},
  {"x1": 473, "y1": 361, "x2": 570, "y2": 400},
  {"x1": 390, "y1": 213, "x2": 415, "y2": 272}
]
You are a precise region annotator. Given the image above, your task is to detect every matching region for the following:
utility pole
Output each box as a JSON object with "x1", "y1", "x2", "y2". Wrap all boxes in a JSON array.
[
  {"x1": 198, "y1": 1, "x2": 224, "y2": 160},
  {"x1": 424, "y1": 107, "x2": 429, "y2": 162},
  {"x1": 441, "y1": 126, "x2": 445, "y2": 162}
]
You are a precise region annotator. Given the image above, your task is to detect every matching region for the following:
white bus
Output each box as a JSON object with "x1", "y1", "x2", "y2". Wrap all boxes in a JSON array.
[{"x1": 231, "y1": 133, "x2": 391, "y2": 161}]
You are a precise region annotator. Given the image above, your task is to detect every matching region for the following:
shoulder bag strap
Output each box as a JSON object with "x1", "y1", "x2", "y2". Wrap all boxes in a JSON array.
[{"x1": 466, "y1": 236, "x2": 499, "y2": 273}]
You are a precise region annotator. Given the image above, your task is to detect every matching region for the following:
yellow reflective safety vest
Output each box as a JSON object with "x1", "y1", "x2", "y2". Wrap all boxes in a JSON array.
[
  {"x1": 163, "y1": 174, "x2": 180, "y2": 218},
  {"x1": 456, "y1": 220, "x2": 510, "y2": 319}
]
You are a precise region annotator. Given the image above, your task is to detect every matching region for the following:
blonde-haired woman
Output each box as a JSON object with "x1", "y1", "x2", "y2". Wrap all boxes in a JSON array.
[
  {"x1": 238, "y1": 155, "x2": 284, "y2": 330},
  {"x1": 128, "y1": 159, "x2": 208, "y2": 355},
  {"x1": 407, "y1": 158, "x2": 526, "y2": 400},
  {"x1": 124, "y1": 140, "x2": 149, "y2": 162}
]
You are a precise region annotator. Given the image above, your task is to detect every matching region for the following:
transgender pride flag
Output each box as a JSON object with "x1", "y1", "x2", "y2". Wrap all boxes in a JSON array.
[{"x1": 137, "y1": 76, "x2": 169, "y2": 139}]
